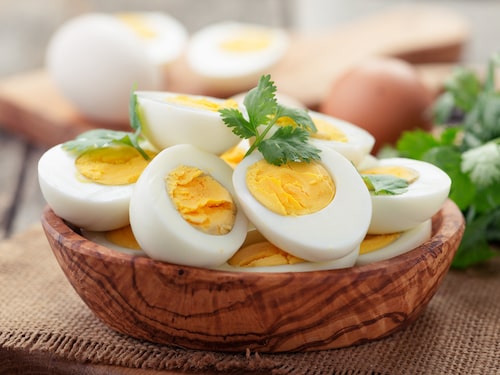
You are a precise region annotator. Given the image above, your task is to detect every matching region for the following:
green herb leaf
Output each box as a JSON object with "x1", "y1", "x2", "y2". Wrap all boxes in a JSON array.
[
  {"x1": 361, "y1": 174, "x2": 409, "y2": 195},
  {"x1": 219, "y1": 74, "x2": 321, "y2": 165}
]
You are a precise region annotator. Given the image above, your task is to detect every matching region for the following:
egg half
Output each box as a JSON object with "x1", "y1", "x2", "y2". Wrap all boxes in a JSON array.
[
  {"x1": 136, "y1": 91, "x2": 242, "y2": 154},
  {"x1": 361, "y1": 157, "x2": 451, "y2": 234},
  {"x1": 82, "y1": 225, "x2": 147, "y2": 256},
  {"x1": 232, "y1": 144, "x2": 372, "y2": 262},
  {"x1": 129, "y1": 144, "x2": 249, "y2": 268}
]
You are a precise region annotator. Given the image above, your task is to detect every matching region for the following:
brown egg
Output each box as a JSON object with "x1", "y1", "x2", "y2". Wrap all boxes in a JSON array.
[{"x1": 319, "y1": 57, "x2": 433, "y2": 154}]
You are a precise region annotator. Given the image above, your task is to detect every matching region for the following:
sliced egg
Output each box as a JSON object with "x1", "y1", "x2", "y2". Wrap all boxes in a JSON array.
[
  {"x1": 356, "y1": 219, "x2": 432, "y2": 266},
  {"x1": 308, "y1": 110, "x2": 375, "y2": 166},
  {"x1": 136, "y1": 91, "x2": 242, "y2": 154},
  {"x1": 360, "y1": 157, "x2": 451, "y2": 234},
  {"x1": 82, "y1": 225, "x2": 147, "y2": 256},
  {"x1": 232, "y1": 145, "x2": 372, "y2": 262},
  {"x1": 186, "y1": 21, "x2": 289, "y2": 93},
  {"x1": 38, "y1": 144, "x2": 155, "y2": 231},
  {"x1": 129, "y1": 144, "x2": 249, "y2": 268}
]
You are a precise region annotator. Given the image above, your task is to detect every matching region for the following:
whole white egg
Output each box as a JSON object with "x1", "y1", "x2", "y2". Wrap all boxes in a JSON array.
[
  {"x1": 362, "y1": 157, "x2": 451, "y2": 234},
  {"x1": 129, "y1": 144, "x2": 249, "y2": 268},
  {"x1": 232, "y1": 145, "x2": 372, "y2": 262},
  {"x1": 38, "y1": 144, "x2": 138, "y2": 231},
  {"x1": 186, "y1": 21, "x2": 289, "y2": 94},
  {"x1": 356, "y1": 219, "x2": 432, "y2": 266},
  {"x1": 135, "y1": 91, "x2": 242, "y2": 154}
]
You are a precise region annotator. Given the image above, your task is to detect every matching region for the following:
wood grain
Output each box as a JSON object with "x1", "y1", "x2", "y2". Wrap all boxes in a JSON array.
[{"x1": 41, "y1": 199, "x2": 464, "y2": 353}]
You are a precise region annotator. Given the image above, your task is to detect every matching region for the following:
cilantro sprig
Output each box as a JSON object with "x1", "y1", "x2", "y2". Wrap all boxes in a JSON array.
[
  {"x1": 393, "y1": 52, "x2": 500, "y2": 268},
  {"x1": 62, "y1": 90, "x2": 150, "y2": 160},
  {"x1": 219, "y1": 74, "x2": 321, "y2": 165},
  {"x1": 361, "y1": 174, "x2": 409, "y2": 196}
]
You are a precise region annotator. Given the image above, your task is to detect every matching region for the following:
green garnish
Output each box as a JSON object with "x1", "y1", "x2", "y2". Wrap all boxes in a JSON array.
[
  {"x1": 361, "y1": 174, "x2": 409, "y2": 195},
  {"x1": 392, "y1": 51, "x2": 500, "y2": 268},
  {"x1": 62, "y1": 90, "x2": 150, "y2": 160},
  {"x1": 219, "y1": 74, "x2": 321, "y2": 166}
]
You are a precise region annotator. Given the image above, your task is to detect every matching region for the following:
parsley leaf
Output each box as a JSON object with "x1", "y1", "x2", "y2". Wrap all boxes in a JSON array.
[
  {"x1": 361, "y1": 174, "x2": 409, "y2": 195},
  {"x1": 219, "y1": 74, "x2": 321, "y2": 166}
]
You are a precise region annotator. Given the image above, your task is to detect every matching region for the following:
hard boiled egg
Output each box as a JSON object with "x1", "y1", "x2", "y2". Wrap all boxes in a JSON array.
[
  {"x1": 82, "y1": 225, "x2": 147, "y2": 256},
  {"x1": 360, "y1": 157, "x2": 451, "y2": 234},
  {"x1": 46, "y1": 12, "x2": 187, "y2": 123},
  {"x1": 129, "y1": 144, "x2": 249, "y2": 268},
  {"x1": 232, "y1": 144, "x2": 372, "y2": 262},
  {"x1": 136, "y1": 91, "x2": 242, "y2": 154},
  {"x1": 186, "y1": 21, "x2": 289, "y2": 94},
  {"x1": 38, "y1": 144, "x2": 155, "y2": 231},
  {"x1": 356, "y1": 219, "x2": 432, "y2": 266}
]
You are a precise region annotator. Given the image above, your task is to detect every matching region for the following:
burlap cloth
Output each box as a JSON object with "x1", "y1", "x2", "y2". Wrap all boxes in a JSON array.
[{"x1": 1, "y1": 225, "x2": 499, "y2": 374}]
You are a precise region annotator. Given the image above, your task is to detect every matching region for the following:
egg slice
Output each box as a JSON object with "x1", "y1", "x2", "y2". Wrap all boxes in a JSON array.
[
  {"x1": 308, "y1": 110, "x2": 375, "y2": 166},
  {"x1": 129, "y1": 144, "x2": 249, "y2": 268},
  {"x1": 356, "y1": 219, "x2": 432, "y2": 266},
  {"x1": 360, "y1": 157, "x2": 451, "y2": 234},
  {"x1": 136, "y1": 91, "x2": 242, "y2": 154},
  {"x1": 38, "y1": 144, "x2": 155, "y2": 231},
  {"x1": 82, "y1": 225, "x2": 147, "y2": 256},
  {"x1": 232, "y1": 145, "x2": 372, "y2": 262},
  {"x1": 186, "y1": 21, "x2": 289, "y2": 93}
]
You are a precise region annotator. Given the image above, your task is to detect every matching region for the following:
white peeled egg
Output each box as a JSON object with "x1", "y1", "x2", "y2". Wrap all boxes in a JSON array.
[
  {"x1": 135, "y1": 91, "x2": 242, "y2": 154},
  {"x1": 363, "y1": 157, "x2": 451, "y2": 234},
  {"x1": 232, "y1": 145, "x2": 372, "y2": 262},
  {"x1": 38, "y1": 144, "x2": 135, "y2": 231},
  {"x1": 186, "y1": 21, "x2": 289, "y2": 93},
  {"x1": 356, "y1": 219, "x2": 432, "y2": 266},
  {"x1": 46, "y1": 12, "x2": 186, "y2": 123},
  {"x1": 81, "y1": 228, "x2": 147, "y2": 256},
  {"x1": 129, "y1": 144, "x2": 249, "y2": 268},
  {"x1": 309, "y1": 110, "x2": 375, "y2": 167}
]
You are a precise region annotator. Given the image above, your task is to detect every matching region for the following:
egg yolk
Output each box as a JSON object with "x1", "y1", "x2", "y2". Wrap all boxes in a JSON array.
[
  {"x1": 116, "y1": 13, "x2": 157, "y2": 39},
  {"x1": 166, "y1": 165, "x2": 236, "y2": 235},
  {"x1": 105, "y1": 225, "x2": 142, "y2": 250},
  {"x1": 75, "y1": 147, "x2": 156, "y2": 185},
  {"x1": 220, "y1": 145, "x2": 246, "y2": 168},
  {"x1": 166, "y1": 95, "x2": 239, "y2": 112},
  {"x1": 246, "y1": 160, "x2": 335, "y2": 216},
  {"x1": 360, "y1": 165, "x2": 419, "y2": 183},
  {"x1": 228, "y1": 241, "x2": 304, "y2": 267},
  {"x1": 310, "y1": 117, "x2": 348, "y2": 142},
  {"x1": 360, "y1": 232, "x2": 401, "y2": 254},
  {"x1": 220, "y1": 28, "x2": 273, "y2": 52}
]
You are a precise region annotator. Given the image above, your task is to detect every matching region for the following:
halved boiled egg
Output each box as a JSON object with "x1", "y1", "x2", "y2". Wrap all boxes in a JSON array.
[
  {"x1": 186, "y1": 22, "x2": 289, "y2": 93},
  {"x1": 308, "y1": 110, "x2": 375, "y2": 166},
  {"x1": 356, "y1": 219, "x2": 431, "y2": 265},
  {"x1": 232, "y1": 144, "x2": 372, "y2": 262},
  {"x1": 82, "y1": 225, "x2": 147, "y2": 256},
  {"x1": 136, "y1": 91, "x2": 242, "y2": 154},
  {"x1": 360, "y1": 157, "x2": 451, "y2": 234},
  {"x1": 129, "y1": 144, "x2": 249, "y2": 268},
  {"x1": 38, "y1": 144, "x2": 155, "y2": 231}
]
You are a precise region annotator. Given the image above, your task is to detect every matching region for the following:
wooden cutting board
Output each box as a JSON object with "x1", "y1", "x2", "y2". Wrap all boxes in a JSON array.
[{"x1": 0, "y1": 5, "x2": 468, "y2": 148}]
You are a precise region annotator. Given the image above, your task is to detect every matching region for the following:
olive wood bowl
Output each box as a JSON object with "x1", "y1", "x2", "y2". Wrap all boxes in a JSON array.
[{"x1": 41, "y1": 199, "x2": 464, "y2": 353}]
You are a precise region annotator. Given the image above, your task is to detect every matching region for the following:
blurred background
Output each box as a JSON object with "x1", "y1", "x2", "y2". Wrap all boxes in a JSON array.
[{"x1": 1, "y1": 0, "x2": 500, "y2": 78}]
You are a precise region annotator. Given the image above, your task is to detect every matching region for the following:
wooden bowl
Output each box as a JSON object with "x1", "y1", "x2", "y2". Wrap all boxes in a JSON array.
[{"x1": 41, "y1": 199, "x2": 464, "y2": 353}]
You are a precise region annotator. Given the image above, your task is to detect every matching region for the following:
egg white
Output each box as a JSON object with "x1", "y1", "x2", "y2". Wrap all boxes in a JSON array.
[
  {"x1": 232, "y1": 145, "x2": 372, "y2": 262},
  {"x1": 365, "y1": 157, "x2": 451, "y2": 234},
  {"x1": 356, "y1": 219, "x2": 432, "y2": 266},
  {"x1": 129, "y1": 144, "x2": 249, "y2": 268},
  {"x1": 309, "y1": 110, "x2": 375, "y2": 167},
  {"x1": 38, "y1": 144, "x2": 135, "y2": 231},
  {"x1": 186, "y1": 21, "x2": 289, "y2": 93},
  {"x1": 81, "y1": 229, "x2": 147, "y2": 256},
  {"x1": 136, "y1": 91, "x2": 242, "y2": 154}
]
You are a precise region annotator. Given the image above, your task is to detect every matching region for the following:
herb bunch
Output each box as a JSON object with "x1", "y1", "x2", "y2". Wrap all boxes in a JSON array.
[{"x1": 394, "y1": 52, "x2": 500, "y2": 268}]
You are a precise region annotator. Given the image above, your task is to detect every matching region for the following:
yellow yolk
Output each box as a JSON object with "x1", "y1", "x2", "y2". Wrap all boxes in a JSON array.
[
  {"x1": 360, "y1": 165, "x2": 420, "y2": 183},
  {"x1": 219, "y1": 28, "x2": 272, "y2": 52},
  {"x1": 246, "y1": 160, "x2": 335, "y2": 216},
  {"x1": 360, "y1": 232, "x2": 402, "y2": 254},
  {"x1": 311, "y1": 117, "x2": 348, "y2": 142},
  {"x1": 116, "y1": 13, "x2": 157, "y2": 39},
  {"x1": 220, "y1": 145, "x2": 246, "y2": 168},
  {"x1": 166, "y1": 165, "x2": 236, "y2": 235},
  {"x1": 166, "y1": 95, "x2": 239, "y2": 112},
  {"x1": 75, "y1": 147, "x2": 155, "y2": 185},
  {"x1": 105, "y1": 225, "x2": 142, "y2": 250},
  {"x1": 228, "y1": 241, "x2": 304, "y2": 267}
]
